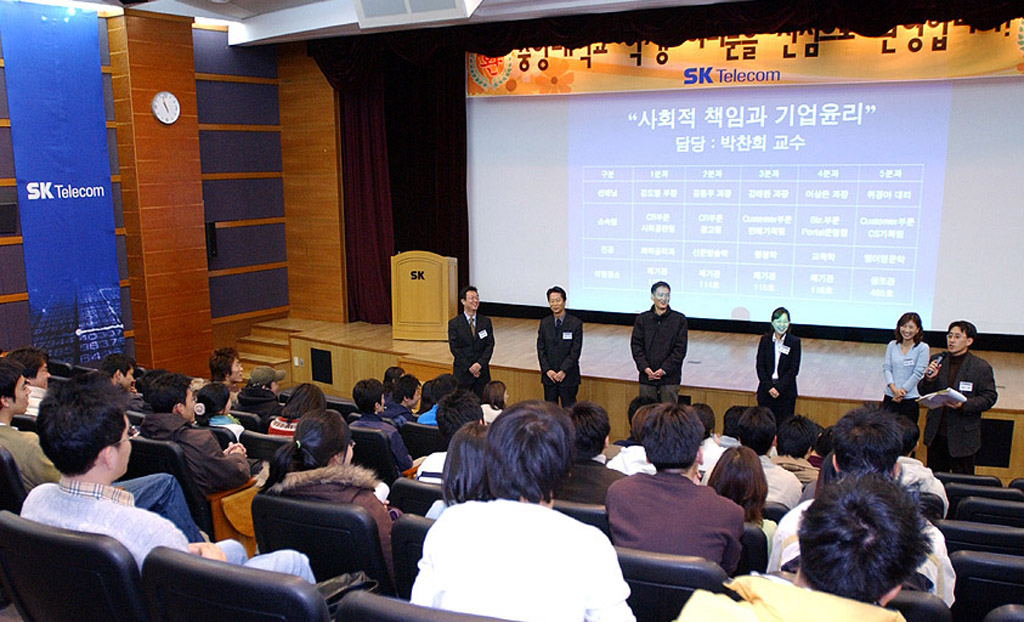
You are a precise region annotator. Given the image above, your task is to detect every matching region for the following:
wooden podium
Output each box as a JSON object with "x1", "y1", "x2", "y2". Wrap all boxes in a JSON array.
[{"x1": 390, "y1": 251, "x2": 458, "y2": 341}]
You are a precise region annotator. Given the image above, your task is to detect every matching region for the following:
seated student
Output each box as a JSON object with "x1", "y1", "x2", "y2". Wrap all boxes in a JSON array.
[
  {"x1": 559, "y1": 401, "x2": 626, "y2": 505},
  {"x1": 895, "y1": 416, "x2": 949, "y2": 519},
  {"x1": 99, "y1": 353, "x2": 146, "y2": 412},
  {"x1": 0, "y1": 362, "x2": 204, "y2": 541},
  {"x1": 736, "y1": 407, "x2": 802, "y2": 509},
  {"x1": 416, "y1": 390, "x2": 483, "y2": 485},
  {"x1": 606, "y1": 402, "x2": 659, "y2": 476},
  {"x1": 382, "y1": 366, "x2": 405, "y2": 402},
  {"x1": 678, "y1": 474, "x2": 930, "y2": 622},
  {"x1": 269, "y1": 383, "x2": 326, "y2": 437},
  {"x1": 416, "y1": 380, "x2": 436, "y2": 419},
  {"x1": 425, "y1": 422, "x2": 490, "y2": 520},
  {"x1": 209, "y1": 347, "x2": 244, "y2": 407},
  {"x1": 708, "y1": 446, "x2": 777, "y2": 555},
  {"x1": 700, "y1": 405, "x2": 745, "y2": 482},
  {"x1": 772, "y1": 415, "x2": 822, "y2": 488},
  {"x1": 768, "y1": 406, "x2": 956, "y2": 606},
  {"x1": 480, "y1": 380, "x2": 507, "y2": 425},
  {"x1": 411, "y1": 401, "x2": 635, "y2": 622},
  {"x1": 195, "y1": 382, "x2": 245, "y2": 441},
  {"x1": 21, "y1": 376, "x2": 313, "y2": 580},
  {"x1": 381, "y1": 374, "x2": 420, "y2": 426},
  {"x1": 134, "y1": 368, "x2": 168, "y2": 414},
  {"x1": 140, "y1": 372, "x2": 251, "y2": 496},
  {"x1": 692, "y1": 403, "x2": 720, "y2": 480},
  {"x1": 5, "y1": 346, "x2": 50, "y2": 417},
  {"x1": 606, "y1": 403, "x2": 744, "y2": 574},
  {"x1": 349, "y1": 379, "x2": 414, "y2": 473},
  {"x1": 416, "y1": 374, "x2": 458, "y2": 426},
  {"x1": 262, "y1": 409, "x2": 397, "y2": 583},
  {"x1": 236, "y1": 365, "x2": 285, "y2": 431}
]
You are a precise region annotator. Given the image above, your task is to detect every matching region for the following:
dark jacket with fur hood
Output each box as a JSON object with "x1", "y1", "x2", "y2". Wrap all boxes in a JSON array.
[{"x1": 264, "y1": 462, "x2": 397, "y2": 582}]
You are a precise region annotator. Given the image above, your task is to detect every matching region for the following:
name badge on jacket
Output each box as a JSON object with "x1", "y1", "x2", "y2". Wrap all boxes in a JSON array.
[
  {"x1": 903, "y1": 358, "x2": 915, "y2": 366},
  {"x1": 562, "y1": 331, "x2": 573, "y2": 340},
  {"x1": 959, "y1": 381, "x2": 973, "y2": 393},
  {"x1": 779, "y1": 345, "x2": 791, "y2": 355},
  {"x1": 478, "y1": 329, "x2": 488, "y2": 339}
]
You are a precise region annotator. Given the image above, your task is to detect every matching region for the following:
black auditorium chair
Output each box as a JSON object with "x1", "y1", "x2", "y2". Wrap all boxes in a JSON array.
[
  {"x1": 251, "y1": 494, "x2": 394, "y2": 594},
  {"x1": 552, "y1": 499, "x2": 610, "y2": 538},
  {"x1": 229, "y1": 410, "x2": 262, "y2": 432},
  {"x1": 207, "y1": 426, "x2": 234, "y2": 450},
  {"x1": 945, "y1": 483, "x2": 1024, "y2": 518},
  {"x1": 388, "y1": 478, "x2": 443, "y2": 516},
  {"x1": 735, "y1": 523, "x2": 768, "y2": 575},
  {"x1": 391, "y1": 513, "x2": 434, "y2": 599},
  {"x1": 956, "y1": 497, "x2": 1024, "y2": 529},
  {"x1": 126, "y1": 410, "x2": 147, "y2": 427},
  {"x1": 346, "y1": 412, "x2": 363, "y2": 425},
  {"x1": 615, "y1": 546, "x2": 729, "y2": 622},
  {"x1": 0, "y1": 511, "x2": 149, "y2": 622},
  {"x1": 985, "y1": 605, "x2": 1024, "y2": 622},
  {"x1": 142, "y1": 546, "x2": 331, "y2": 622},
  {"x1": 10, "y1": 415, "x2": 36, "y2": 435},
  {"x1": 935, "y1": 472, "x2": 1002, "y2": 488},
  {"x1": 336, "y1": 590, "x2": 515, "y2": 622},
  {"x1": 919, "y1": 492, "x2": 947, "y2": 522},
  {"x1": 1009, "y1": 479, "x2": 1024, "y2": 494},
  {"x1": 0, "y1": 448, "x2": 27, "y2": 515},
  {"x1": 762, "y1": 501, "x2": 789, "y2": 523},
  {"x1": 47, "y1": 359, "x2": 73, "y2": 378},
  {"x1": 239, "y1": 429, "x2": 290, "y2": 462},
  {"x1": 887, "y1": 589, "x2": 951, "y2": 622},
  {"x1": 950, "y1": 550, "x2": 1024, "y2": 622},
  {"x1": 122, "y1": 436, "x2": 214, "y2": 535},
  {"x1": 399, "y1": 422, "x2": 447, "y2": 459},
  {"x1": 936, "y1": 519, "x2": 1024, "y2": 557},
  {"x1": 350, "y1": 427, "x2": 401, "y2": 484}
]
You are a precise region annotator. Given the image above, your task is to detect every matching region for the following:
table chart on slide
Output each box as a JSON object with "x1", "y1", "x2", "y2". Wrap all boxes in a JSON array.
[{"x1": 580, "y1": 164, "x2": 924, "y2": 304}]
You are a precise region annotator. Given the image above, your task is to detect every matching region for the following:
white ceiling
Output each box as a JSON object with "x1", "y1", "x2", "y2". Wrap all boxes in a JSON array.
[{"x1": 129, "y1": 0, "x2": 736, "y2": 46}]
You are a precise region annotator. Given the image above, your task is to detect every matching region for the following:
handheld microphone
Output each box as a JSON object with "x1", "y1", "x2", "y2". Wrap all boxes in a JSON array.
[{"x1": 934, "y1": 352, "x2": 947, "y2": 367}]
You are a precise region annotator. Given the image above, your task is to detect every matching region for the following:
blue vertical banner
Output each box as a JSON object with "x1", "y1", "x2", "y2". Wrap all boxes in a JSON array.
[{"x1": 0, "y1": 1, "x2": 124, "y2": 364}]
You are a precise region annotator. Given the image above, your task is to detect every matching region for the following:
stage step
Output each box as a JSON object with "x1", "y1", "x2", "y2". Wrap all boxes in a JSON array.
[{"x1": 236, "y1": 335, "x2": 289, "y2": 359}]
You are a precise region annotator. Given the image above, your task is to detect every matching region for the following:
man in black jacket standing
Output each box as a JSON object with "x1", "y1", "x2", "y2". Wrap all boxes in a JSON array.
[
  {"x1": 448, "y1": 285, "x2": 495, "y2": 398},
  {"x1": 630, "y1": 281, "x2": 688, "y2": 403},
  {"x1": 537, "y1": 286, "x2": 583, "y2": 407}
]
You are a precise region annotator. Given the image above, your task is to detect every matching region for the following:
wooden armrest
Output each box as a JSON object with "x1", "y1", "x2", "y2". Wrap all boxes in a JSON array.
[{"x1": 205, "y1": 477, "x2": 257, "y2": 503}]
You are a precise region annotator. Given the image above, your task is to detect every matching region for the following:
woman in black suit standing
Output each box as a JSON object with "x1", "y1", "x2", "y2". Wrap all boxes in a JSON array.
[{"x1": 755, "y1": 307, "x2": 801, "y2": 428}]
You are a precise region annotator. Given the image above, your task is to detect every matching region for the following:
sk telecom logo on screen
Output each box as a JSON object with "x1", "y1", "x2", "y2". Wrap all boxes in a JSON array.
[
  {"x1": 683, "y1": 66, "x2": 782, "y2": 86},
  {"x1": 25, "y1": 181, "x2": 106, "y2": 200}
]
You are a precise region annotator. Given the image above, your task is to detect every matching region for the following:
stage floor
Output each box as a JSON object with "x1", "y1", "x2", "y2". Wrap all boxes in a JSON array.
[{"x1": 261, "y1": 316, "x2": 1023, "y2": 413}]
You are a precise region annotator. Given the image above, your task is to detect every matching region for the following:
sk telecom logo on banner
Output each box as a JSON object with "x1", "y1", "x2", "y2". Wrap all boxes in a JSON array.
[
  {"x1": 683, "y1": 66, "x2": 782, "y2": 85},
  {"x1": 26, "y1": 181, "x2": 106, "y2": 200}
]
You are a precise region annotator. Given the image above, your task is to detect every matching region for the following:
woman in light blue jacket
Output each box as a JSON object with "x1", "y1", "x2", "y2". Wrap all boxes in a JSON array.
[{"x1": 882, "y1": 312, "x2": 930, "y2": 425}]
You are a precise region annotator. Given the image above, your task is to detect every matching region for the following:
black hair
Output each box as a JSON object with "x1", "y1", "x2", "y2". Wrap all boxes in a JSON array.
[
  {"x1": 895, "y1": 312, "x2": 924, "y2": 345},
  {"x1": 721, "y1": 405, "x2": 747, "y2": 439},
  {"x1": 382, "y1": 366, "x2": 405, "y2": 396},
  {"x1": 815, "y1": 426, "x2": 834, "y2": 457},
  {"x1": 568, "y1": 401, "x2": 611, "y2": 460},
  {"x1": 0, "y1": 359, "x2": 23, "y2": 400},
  {"x1": 799, "y1": 474, "x2": 930, "y2": 604},
  {"x1": 5, "y1": 347, "x2": 48, "y2": 381},
  {"x1": 640, "y1": 403, "x2": 703, "y2": 471},
  {"x1": 353, "y1": 378, "x2": 385, "y2": 415},
  {"x1": 546, "y1": 286, "x2": 567, "y2": 301},
  {"x1": 771, "y1": 306, "x2": 790, "y2": 322},
  {"x1": 436, "y1": 390, "x2": 483, "y2": 446},
  {"x1": 459, "y1": 285, "x2": 478, "y2": 302},
  {"x1": 895, "y1": 416, "x2": 921, "y2": 457},
  {"x1": 777, "y1": 415, "x2": 823, "y2": 459},
  {"x1": 481, "y1": 381, "x2": 506, "y2": 410},
  {"x1": 442, "y1": 421, "x2": 491, "y2": 506},
  {"x1": 263, "y1": 409, "x2": 351, "y2": 491},
  {"x1": 650, "y1": 281, "x2": 670, "y2": 294},
  {"x1": 831, "y1": 406, "x2": 902, "y2": 477},
  {"x1": 485, "y1": 400, "x2": 574, "y2": 504},
  {"x1": 627, "y1": 394, "x2": 659, "y2": 428},
  {"x1": 737, "y1": 406, "x2": 776, "y2": 456},
  {"x1": 36, "y1": 375, "x2": 128, "y2": 476},
  {"x1": 196, "y1": 382, "x2": 231, "y2": 426},
  {"x1": 418, "y1": 380, "x2": 436, "y2": 415},
  {"x1": 281, "y1": 383, "x2": 327, "y2": 422},
  {"x1": 948, "y1": 320, "x2": 978, "y2": 341},
  {"x1": 99, "y1": 353, "x2": 135, "y2": 378},
  {"x1": 430, "y1": 374, "x2": 459, "y2": 403},
  {"x1": 209, "y1": 347, "x2": 238, "y2": 382},
  {"x1": 146, "y1": 372, "x2": 193, "y2": 414},
  {"x1": 691, "y1": 402, "x2": 715, "y2": 440},
  {"x1": 392, "y1": 374, "x2": 420, "y2": 403},
  {"x1": 135, "y1": 368, "x2": 168, "y2": 404}
]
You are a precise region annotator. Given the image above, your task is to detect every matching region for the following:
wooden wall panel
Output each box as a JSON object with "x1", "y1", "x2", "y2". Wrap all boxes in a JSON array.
[
  {"x1": 277, "y1": 42, "x2": 346, "y2": 322},
  {"x1": 109, "y1": 12, "x2": 212, "y2": 376}
]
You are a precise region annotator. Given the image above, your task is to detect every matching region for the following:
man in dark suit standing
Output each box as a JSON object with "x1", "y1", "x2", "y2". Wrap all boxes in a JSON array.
[
  {"x1": 918, "y1": 320, "x2": 998, "y2": 474},
  {"x1": 537, "y1": 286, "x2": 583, "y2": 407},
  {"x1": 630, "y1": 281, "x2": 688, "y2": 403},
  {"x1": 448, "y1": 285, "x2": 494, "y2": 398}
]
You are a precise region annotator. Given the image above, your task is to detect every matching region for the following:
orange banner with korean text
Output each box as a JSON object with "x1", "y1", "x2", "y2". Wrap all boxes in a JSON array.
[{"x1": 467, "y1": 19, "x2": 1024, "y2": 96}]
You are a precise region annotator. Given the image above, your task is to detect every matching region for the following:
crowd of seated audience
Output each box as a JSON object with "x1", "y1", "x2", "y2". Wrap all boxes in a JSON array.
[{"x1": 0, "y1": 343, "x2": 991, "y2": 622}]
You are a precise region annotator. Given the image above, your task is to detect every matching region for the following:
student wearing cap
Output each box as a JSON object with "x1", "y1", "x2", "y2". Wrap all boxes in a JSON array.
[{"x1": 237, "y1": 365, "x2": 285, "y2": 432}]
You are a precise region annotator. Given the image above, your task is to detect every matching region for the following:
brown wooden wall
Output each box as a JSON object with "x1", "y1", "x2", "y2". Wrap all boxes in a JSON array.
[
  {"x1": 277, "y1": 42, "x2": 347, "y2": 322},
  {"x1": 109, "y1": 11, "x2": 213, "y2": 376}
]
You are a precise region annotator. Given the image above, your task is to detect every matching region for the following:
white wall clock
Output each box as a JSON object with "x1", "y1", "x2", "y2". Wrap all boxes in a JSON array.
[{"x1": 151, "y1": 91, "x2": 181, "y2": 125}]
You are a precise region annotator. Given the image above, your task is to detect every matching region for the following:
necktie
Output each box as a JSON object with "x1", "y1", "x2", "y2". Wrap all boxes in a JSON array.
[
  {"x1": 555, "y1": 318, "x2": 562, "y2": 330},
  {"x1": 470, "y1": 316, "x2": 475, "y2": 333}
]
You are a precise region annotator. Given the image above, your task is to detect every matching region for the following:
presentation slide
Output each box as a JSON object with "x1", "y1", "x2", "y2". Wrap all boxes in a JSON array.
[{"x1": 467, "y1": 78, "x2": 1024, "y2": 334}]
